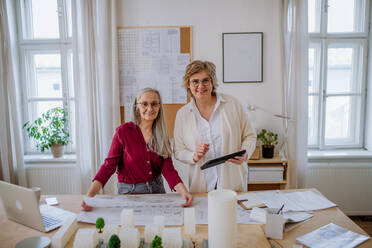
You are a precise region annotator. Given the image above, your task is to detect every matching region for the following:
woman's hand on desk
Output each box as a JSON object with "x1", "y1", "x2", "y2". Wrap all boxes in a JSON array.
[
  {"x1": 81, "y1": 180, "x2": 102, "y2": 211},
  {"x1": 174, "y1": 183, "x2": 193, "y2": 207},
  {"x1": 81, "y1": 200, "x2": 93, "y2": 211}
]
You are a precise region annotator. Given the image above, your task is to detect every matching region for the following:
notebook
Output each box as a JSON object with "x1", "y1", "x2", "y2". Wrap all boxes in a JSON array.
[{"x1": 0, "y1": 180, "x2": 75, "y2": 232}]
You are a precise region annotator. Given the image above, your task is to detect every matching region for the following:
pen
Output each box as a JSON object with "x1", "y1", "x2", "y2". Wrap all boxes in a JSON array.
[{"x1": 277, "y1": 204, "x2": 284, "y2": 214}]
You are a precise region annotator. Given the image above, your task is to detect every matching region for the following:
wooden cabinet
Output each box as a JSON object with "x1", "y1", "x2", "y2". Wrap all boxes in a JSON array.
[{"x1": 247, "y1": 155, "x2": 289, "y2": 191}]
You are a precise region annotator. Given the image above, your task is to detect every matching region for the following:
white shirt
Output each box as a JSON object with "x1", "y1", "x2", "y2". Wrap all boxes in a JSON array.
[
  {"x1": 191, "y1": 95, "x2": 223, "y2": 192},
  {"x1": 174, "y1": 93, "x2": 257, "y2": 193}
]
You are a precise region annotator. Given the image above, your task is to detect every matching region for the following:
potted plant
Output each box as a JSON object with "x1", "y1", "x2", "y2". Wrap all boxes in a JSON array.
[
  {"x1": 23, "y1": 107, "x2": 70, "y2": 158},
  {"x1": 257, "y1": 129, "x2": 278, "y2": 158}
]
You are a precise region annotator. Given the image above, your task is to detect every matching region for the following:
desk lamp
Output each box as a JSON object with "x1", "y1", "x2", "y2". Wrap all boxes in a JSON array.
[{"x1": 246, "y1": 104, "x2": 294, "y2": 161}]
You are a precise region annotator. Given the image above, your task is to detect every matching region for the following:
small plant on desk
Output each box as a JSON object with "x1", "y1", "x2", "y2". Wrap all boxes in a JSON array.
[{"x1": 96, "y1": 217, "x2": 105, "y2": 233}]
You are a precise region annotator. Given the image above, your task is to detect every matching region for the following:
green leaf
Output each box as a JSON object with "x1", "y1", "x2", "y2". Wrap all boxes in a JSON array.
[
  {"x1": 257, "y1": 129, "x2": 278, "y2": 146},
  {"x1": 151, "y1": 235, "x2": 163, "y2": 248},
  {"x1": 108, "y1": 234, "x2": 120, "y2": 248}
]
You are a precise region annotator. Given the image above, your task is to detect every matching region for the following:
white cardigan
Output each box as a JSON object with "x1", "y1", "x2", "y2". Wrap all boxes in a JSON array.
[{"x1": 173, "y1": 93, "x2": 257, "y2": 193}]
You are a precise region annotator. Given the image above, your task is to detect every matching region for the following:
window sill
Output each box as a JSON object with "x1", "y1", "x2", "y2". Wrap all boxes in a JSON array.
[
  {"x1": 308, "y1": 149, "x2": 372, "y2": 162},
  {"x1": 24, "y1": 154, "x2": 76, "y2": 164}
]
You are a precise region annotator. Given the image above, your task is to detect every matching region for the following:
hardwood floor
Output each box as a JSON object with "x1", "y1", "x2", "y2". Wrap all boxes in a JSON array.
[{"x1": 350, "y1": 216, "x2": 372, "y2": 237}]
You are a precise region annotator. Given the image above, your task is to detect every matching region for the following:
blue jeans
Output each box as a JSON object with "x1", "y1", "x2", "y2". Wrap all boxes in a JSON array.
[{"x1": 117, "y1": 176, "x2": 165, "y2": 194}]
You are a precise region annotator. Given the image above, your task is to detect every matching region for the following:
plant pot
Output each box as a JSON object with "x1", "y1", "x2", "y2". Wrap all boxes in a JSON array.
[
  {"x1": 51, "y1": 144, "x2": 64, "y2": 158},
  {"x1": 262, "y1": 145, "x2": 274, "y2": 159}
]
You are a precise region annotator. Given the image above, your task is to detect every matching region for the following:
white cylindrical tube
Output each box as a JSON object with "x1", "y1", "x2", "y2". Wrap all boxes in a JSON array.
[
  {"x1": 208, "y1": 189, "x2": 237, "y2": 248},
  {"x1": 184, "y1": 207, "x2": 195, "y2": 235},
  {"x1": 121, "y1": 209, "x2": 134, "y2": 228}
]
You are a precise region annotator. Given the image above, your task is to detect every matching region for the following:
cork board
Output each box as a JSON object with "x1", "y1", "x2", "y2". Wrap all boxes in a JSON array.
[{"x1": 118, "y1": 26, "x2": 192, "y2": 138}]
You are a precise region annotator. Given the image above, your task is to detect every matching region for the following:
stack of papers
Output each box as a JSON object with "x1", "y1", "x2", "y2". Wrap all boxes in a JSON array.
[
  {"x1": 254, "y1": 190, "x2": 337, "y2": 212},
  {"x1": 296, "y1": 223, "x2": 370, "y2": 248}
]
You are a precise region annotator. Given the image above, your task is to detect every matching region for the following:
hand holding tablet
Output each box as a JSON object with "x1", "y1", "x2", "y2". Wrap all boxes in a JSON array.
[{"x1": 200, "y1": 150, "x2": 246, "y2": 170}]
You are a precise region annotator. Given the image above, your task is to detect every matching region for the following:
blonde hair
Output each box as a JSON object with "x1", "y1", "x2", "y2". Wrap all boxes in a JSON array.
[
  {"x1": 131, "y1": 88, "x2": 172, "y2": 158},
  {"x1": 182, "y1": 60, "x2": 219, "y2": 98}
]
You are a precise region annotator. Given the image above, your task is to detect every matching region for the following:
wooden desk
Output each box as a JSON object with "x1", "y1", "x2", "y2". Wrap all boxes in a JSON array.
[{"x1": 0, "y1": 189, "x2": 370, "y2": 248}]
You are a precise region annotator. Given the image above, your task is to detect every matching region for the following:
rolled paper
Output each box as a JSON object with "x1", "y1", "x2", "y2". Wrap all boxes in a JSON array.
[
  {"x1": 153, "y1": 215, "x2": 165, "y2": 235},
  {"x1": 121, "y1": 209, "x2": 134, "y2": 228},
  {"x1": 51, "y1": 216, "x2": 78, "y2": 248},
  {"x1": 162, "y1": 227, "x2": 182, "y2": 248},
  {"x1": 183, "y1": 207, "x2": 195, "y2": 235},
  {"x1": 119, "y1": 227, "x2": 140, "y2": 248},
  {"x1": 144, "y1": 223, "x2": 161, "y2": 243},
  {"x1": 103, "y1": 225, "x2": 120, "y2": 244},
  {"x1": 73, "y1": 228, "x2": 98, "y2": 248},
  {"x1": 208, "y1": 189, "x2": 237, "y2": 248}
]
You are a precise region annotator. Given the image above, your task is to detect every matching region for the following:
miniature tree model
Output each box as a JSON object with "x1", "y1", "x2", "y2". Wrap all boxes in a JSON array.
[
  {"x1": 150, "y1": 235, "x2": 163, "y2": 248},
  {"x1": 108, "y1": 234, "x2": 121, "y2": 248},
  {"x1": 96, "y1": 217, "x2": 105, "y2": 233}
]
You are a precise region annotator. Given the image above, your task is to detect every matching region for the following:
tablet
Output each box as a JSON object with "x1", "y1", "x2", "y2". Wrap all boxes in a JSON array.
[{"x1": 200, "y1": 150, "x2": 246, "y2": 170}]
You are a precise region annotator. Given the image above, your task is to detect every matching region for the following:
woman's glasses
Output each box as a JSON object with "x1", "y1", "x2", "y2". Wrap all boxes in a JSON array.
[
  {"x1": 137, "y1": 101, "x2": 160, "y2": 108},
  {"x1": 189, "y1": 77, "x2": 211, "y2": 88}
]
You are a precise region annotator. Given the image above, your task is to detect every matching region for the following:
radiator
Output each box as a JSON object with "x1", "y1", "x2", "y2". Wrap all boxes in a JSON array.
[
  {"x1": 26, "y1": 164, "x2": 81, "y2": 195},
  {"x1": 306, "y1": 162, "x2": 372, "y2": 215}
]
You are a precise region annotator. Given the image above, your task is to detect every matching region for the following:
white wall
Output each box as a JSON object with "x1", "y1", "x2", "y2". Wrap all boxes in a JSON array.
[{"x1": 117, "y1": 0, "x2": 284, "y2": 136}]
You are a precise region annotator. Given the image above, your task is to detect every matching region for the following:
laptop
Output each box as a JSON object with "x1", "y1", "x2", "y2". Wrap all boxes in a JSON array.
[{"x1": 0, "y1": 180, "x2": 76, "y2": 232}]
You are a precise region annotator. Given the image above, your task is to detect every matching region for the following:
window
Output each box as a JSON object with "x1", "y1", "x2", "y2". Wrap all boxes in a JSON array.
[
  {"x1": 18, "y1": 0, "x2": 75, "y2": 154},
  {"x1": 308, "y1": 0, "x2": 369, "y2": 148}
]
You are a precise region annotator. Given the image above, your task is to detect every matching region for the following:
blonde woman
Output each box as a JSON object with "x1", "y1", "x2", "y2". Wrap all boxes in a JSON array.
[
  {"x1": 174, "y1": 60, "x2": 257, "y2": 193},
  {"x1": 82, "y1": 88, "x2": 192, "y2": 210}
]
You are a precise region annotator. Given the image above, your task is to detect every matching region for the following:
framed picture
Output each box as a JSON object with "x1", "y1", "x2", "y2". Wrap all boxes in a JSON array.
[{"x1": 222, "y1": 32, "x2": 263, "y2": 83}]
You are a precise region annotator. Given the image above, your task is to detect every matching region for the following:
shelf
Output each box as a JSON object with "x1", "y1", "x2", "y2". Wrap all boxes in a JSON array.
[
  {"x1": 248, "y1": 180, "x2": 287, "y2": 185},
  {"x1": 247, "y1": 155, "x2": 289, "y2": 191},
  {"x1": 248, "y1": 155, "x2": 287, "y2": 164}
]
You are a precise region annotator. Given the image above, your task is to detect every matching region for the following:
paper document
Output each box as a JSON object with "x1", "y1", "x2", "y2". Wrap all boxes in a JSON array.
[
  {"x1": 249, "y1": 207, "x2": 313, "y2": 232},
  {"x1": 255, "y1": 190, "x2": 337, "y2": 212},
  {"x1": 296, "y1": 223, "x2": 370, "y2": 248},
  {"x1": 79, "y1": 195, "x2": 276, "y2": 226},
  {"x1": 78, "y1": 195, "x2": 184, "y2": 226},
  {"x1": 118, "y1": 28, "x2": 189, "y2": 108}
]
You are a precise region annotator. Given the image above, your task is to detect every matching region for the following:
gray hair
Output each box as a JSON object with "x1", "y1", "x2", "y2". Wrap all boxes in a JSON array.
[{"x1": 131, "y1": 88, "x2": 172, "y2": 158}]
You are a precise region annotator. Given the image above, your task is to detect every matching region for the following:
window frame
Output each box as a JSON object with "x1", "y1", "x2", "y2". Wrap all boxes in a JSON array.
[
  {"x1": 308, "y1": 0, "x2": 370, "y2": 149},
  {"x1": 17, "y1": 0, "x2": 75, "y2": 155}
]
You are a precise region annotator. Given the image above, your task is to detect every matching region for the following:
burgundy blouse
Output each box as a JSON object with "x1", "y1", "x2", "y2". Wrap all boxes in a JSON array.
[{"x1": 93, "y1": 122, "x2": 182, "y2": 190}]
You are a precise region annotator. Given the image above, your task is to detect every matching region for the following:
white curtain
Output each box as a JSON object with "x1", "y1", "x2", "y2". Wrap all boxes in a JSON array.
[
  {"x1": 281, "y1": 0, "x2": 308, "y2": 188},
  {"x1": 72, "y1": 0, "x2": 120, "y2": 194},
  {"x1": 0, "y1": 0, "x2": 27, "y2": 186}
]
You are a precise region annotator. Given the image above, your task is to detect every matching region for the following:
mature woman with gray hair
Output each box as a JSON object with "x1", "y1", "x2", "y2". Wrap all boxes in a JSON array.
[
  {"x1": 174, "y1": 60, "x2": 257, "y2": 193},
  {"x1": 82, "y1": 88, "x2": 193, "y2": 210}
]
